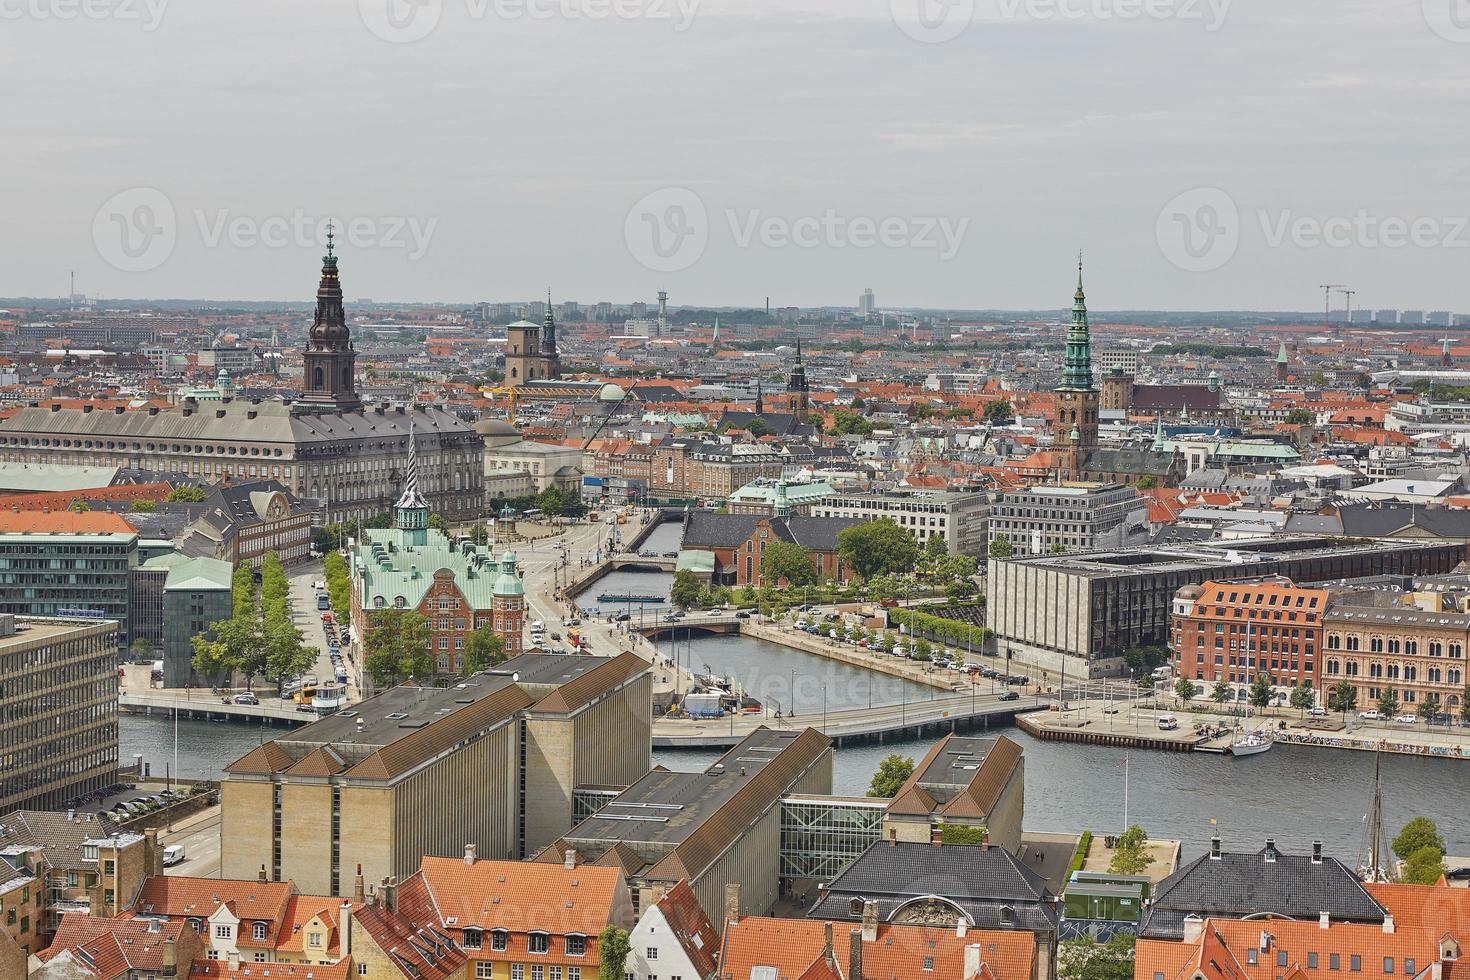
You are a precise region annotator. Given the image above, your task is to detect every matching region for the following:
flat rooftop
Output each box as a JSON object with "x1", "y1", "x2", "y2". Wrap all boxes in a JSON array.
[
  {"x1": 489, "y1": 653, "x2": 610, "y2": 688},
  {"x1": 914, "y1": 736, "x2": 1001, "y2": 790},
  {"x1": 565, "y1": 728, "x2": 807, "y2": 849},
  {"x1": 282, "y1": 673, "x2": 521, "y2": 750},
  {"x1": 995, "y1": 536, "x2": 1450, "y2": 578}
]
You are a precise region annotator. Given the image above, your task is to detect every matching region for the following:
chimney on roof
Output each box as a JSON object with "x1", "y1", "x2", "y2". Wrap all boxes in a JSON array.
[
  {"x1": 144, "y1": 826, "x2": 162, "y2": 876},
  {"x1": 1384, "y1": 913, "x2": 1395, "y2": 935},
  {"x1": 861, "y1": 900, "x2": 878, "y2": 942},
  {"x1": 50, "y1": 402, "x2": 60, "y2": 412},
  {"x1": 1182, "y1": 915, "x2": 1205, "y2": 944},
  {"x1": 967, "y1": 943, "x2": 991, "y2": 980},
  {"x1": 258, "y1": 865, "x2": 267, "y2": 883},
  {"x1": 463, "y1": 843, "x2": 477, "y2": 866},
  {"x1": 957, "y1": 917, "x2": 968, "y2": 939},
  {"x1": 1210, "y1": 836, "x2": 1221, "y2": 860},
  {"x1": 341, "y1": 900, "x2": 355, "y2": 958},
  {"x1": 849, "y1": 930, "x2": 865, "y2": 980},
  {"x1": 888, "y1": 828, "x2": 897, "y2": 847},
  {"x1": 563, "y1": 848, "x2": 578, "y2": 871},
  {"x1": 353, "y1": 864, "x2": 365, "y2": 904},
  {"x1": 980, "y1": 829, "x2": 990, "y2": 852},
  {"x1": 1263, "y1": 838, "x2": 1278, "y2": 863},
  {"x1": 384, "y1": 876, "x2": 398, "y2": 911},
  {"x1": 115, "y1": 406, "x2": 124, "y2": 414},
  {"x1": 931, "y1": 826, "x2": 944, "y2": 847},
  {"x1": 722, "y1": 883, "x2": 740, "y2": 937},
  {"x1": 1320, "y1": 911, "x2": 1330, "y2": 930},
  {"x1": 162, "y1": 936, "x2": 176, "y2": 974},
  {"x1": 1312, "y1": 840, "x2": 1323, "y2": 864}
]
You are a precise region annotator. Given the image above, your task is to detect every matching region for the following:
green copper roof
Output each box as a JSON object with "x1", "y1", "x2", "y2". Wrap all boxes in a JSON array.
[
  {"x1": 354, "y1": 529, "x2": 512, "y2": 610},
  {"x1": 493, "y1": 550, "x2": 523, "y2": 597},
  {"x1": 1059, "y1": 255, "x2": 1095, "y2": 391}
]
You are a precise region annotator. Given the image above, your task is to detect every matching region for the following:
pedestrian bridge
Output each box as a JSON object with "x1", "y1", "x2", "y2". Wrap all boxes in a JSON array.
[
  {"x1": 609, "y1": 554, "x2": 677, "y2": 572},
  {"x1": 634, "y1": 611, "x2": 743, "y2": 639}
]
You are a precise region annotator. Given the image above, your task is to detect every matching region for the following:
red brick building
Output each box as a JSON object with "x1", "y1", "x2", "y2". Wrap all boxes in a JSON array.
[{"x1": 1170, "y1": 577, "x2": 1328, "y2": 694}]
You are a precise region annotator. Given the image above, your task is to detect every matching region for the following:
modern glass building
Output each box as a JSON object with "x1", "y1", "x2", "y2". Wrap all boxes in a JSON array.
[{"x1": 0, "y1": 514, "x2": 140, "y2": 650}]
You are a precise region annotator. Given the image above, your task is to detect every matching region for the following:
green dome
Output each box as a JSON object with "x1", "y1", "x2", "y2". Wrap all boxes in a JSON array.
[{"x1": 493, "y1": 551, "x2": 524, "y2": 597}]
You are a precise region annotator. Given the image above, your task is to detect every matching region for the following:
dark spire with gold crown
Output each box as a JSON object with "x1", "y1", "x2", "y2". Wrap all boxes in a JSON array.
[
  {"x1": 1060, "y1": 252, "x2": 1095, "y2": 392},
  {"x1": 297, "y1": 221, "x2": 362, "y2": 413},
  {"x1": 786, "y1": 337, "x2": 810, "y2": 421},
  {"x1": 541, "y1": 288, "x2": 557, "y2": 355}
]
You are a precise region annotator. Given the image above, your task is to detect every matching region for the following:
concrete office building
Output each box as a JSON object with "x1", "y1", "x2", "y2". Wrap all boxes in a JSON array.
[
  {"x1": 807, "y1": 489, "x2": 990, "y2": 556},
  {"x1": 0, "y1": 615, "x2": 120, "y2": 813},
  {"x1": 987, "y1": 537, "x2": 1464, "y2": 679},
  {"x1": 220, "y1": 652, "x2": 651, "y2": 896},
  {"x1": 988, "y1": 484, "x2": 1148, "y2": 556},
  {"x1": 0, "y1": 511, "x2": 139, "y2": 647}
]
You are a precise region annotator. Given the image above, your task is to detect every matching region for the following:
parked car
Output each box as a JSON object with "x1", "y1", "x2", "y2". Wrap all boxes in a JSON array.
[
  {"x1": 998, "y1": 691, "x2": 1020, "y2": 702},
  {"x1": 1395, "y1": 714, "x2": 1419, "y2": 725},
  {"x1": 1307, "y1": 705, "x2": 1328, "y2": 717},
  {"x1": 734, "y1": 612, "x2": 750, "y2": 620},
  {"x1": 231, "y1": 692, "x2": 259, "y2": 706},
  {"x1": 312, "y1": 580, "x2": 325, "y2": 591},
  {"x1": 1358, "y1": 709, "x2": 1382, "y2": 721}
]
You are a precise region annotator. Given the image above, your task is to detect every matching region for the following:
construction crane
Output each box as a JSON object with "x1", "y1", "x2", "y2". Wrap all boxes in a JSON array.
[
  {"x1": 1336, "y1": 287, "x2": 1357, "y2": 328},
  {"x1": 480, "y1": 386, "x2": 521, "y2": 424},
  {"x1": 1319, "y1": 284, "x2": 1344, "y2": 332},
  {"x1": 581, "y1": 379, "x2": 641, "y2": 451}
]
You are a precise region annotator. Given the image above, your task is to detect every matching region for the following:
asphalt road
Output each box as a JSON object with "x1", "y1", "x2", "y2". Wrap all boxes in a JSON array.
[{"x1": 161, "y1": 808, "x2": 222, "y2": 878}]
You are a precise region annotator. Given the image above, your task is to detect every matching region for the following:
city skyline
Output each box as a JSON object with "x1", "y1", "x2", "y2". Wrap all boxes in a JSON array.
[{"x1": 5, "y1": 0, "x2": 1468, "y2": 310}]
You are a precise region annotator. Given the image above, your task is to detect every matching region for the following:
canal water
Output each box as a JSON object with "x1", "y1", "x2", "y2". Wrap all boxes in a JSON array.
[{"x1": 125, "y1": 539, "x2": 1470, "y2": 864}]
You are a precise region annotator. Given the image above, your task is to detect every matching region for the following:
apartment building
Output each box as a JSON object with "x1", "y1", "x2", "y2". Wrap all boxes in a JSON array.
[
  {"x1": 808, "y1": 488, "x2": 990, "y2": 555},
  {"x1": 0, "y1": 511, "x2": 139, "y2": 647},
  {"x1": 221, "y1": 653, "x2": 651, "y2": 895},
  {"x1": 1322, "y1": 600, "x2": 1470, "y2": 716},
  {"x1": 0, "y1": 616, "x2": 121, "y2": 813}
]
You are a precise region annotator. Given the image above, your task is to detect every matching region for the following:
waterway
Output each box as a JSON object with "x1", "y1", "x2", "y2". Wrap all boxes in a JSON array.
[{"x1": 121, "y1": 627, "x2": 1470, "y2": 862}]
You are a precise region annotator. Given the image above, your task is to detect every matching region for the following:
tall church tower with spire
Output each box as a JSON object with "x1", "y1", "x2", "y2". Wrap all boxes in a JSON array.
[
  {"x1": 786, "y1": 338, "x2": 810, "y2": 422},
  {"x1": 1053, "y1": 255, "x2": 1099, "y2": 479},
  {"x1": 296, "y1": 225, "x2": 362, "y2": 414}
]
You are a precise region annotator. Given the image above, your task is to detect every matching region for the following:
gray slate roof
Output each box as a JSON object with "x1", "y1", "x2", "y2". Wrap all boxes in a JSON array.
[
  {"x1": 807, "y1": 840, "x2": 1059, "y2": 935},
  {"x1": 1138, "y1": 844, "x2": 1386, "y2": 939}
]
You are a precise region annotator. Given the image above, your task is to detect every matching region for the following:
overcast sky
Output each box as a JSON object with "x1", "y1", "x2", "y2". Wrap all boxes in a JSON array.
[{"x1": 4, "y1": 0, "x2": 1468, "y2": 311}]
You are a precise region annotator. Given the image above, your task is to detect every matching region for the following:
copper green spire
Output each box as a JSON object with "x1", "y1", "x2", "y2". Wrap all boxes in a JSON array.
[{"x1": 1061, "y1": 253, "x2": 1094, "y2": 391}]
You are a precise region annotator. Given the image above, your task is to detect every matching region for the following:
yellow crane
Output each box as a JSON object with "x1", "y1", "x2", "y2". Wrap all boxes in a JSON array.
[{"x1": 480, "y1": 385, "x2": 521, "y2": 424}]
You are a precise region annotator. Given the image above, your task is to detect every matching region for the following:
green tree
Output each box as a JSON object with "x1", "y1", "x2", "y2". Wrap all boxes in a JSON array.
[
  {"x1": 946, "y1": 578, "x2": 977, "y2": 603},
  {"x1": 264, "y1": 618, "x2": 314, "y2": 692},
  {"x1": 849, "y1": 396, "x2": 866, "y2": 409},
  {"x1": 462, "y1": 626, "x2": 507, "y2": 674},
  {"x1": 837, "y1": 519, "x2": 919, "y2": 580},
  {"x1": 165, "y1": 485, "x2": 207, "y2": 503},
  {"x1": 68, "y1": 499, "x2": 90, "y2": 513},
  {"x1": 1109, "y1": 825, "x2": 1152, "y2": 875},
  {"x1": 988, "y1": 534, "x2": 1014, "y2": 559},
  {"x1": 828, "y1": 409, "x2": 874, "y2": 437},
  {"x1": 1328, "y1": 681, "x2": 1358, "y2": 718},
  {"x1": 982, "y1": 399, "x2": 1013, "y2": 425},
  {"x1": 1462, "y1": 684, "x2": 1470, "y2": 724},
  {"x1": 670, "y1": 570, "x2": 703, "y2": 609},
  {"x1": 1124, "y1": 645, "x2": 1169, "y2": 676},
  {"x1": 1132, "y1": 475, "x2": 1159, "y2": 490},
  {"x1": 1402, "y1": 846, "x2": 1448, "y2": 885},
  {"x1": 1058, "y1": 933, "x2": 1136, "y2": 980},
  {"x1": 1211, "y1": 679, "x2": 1231, "y2": 703},
  {"x1": 760, "y1": 539, "x2": 818, "y2": 587},
  {"x1": 130, "y1": 636, "x2": 153, "y2": 661},
  {"x1": 924, "y1": 534, "x2": 948, "y2": 559},
  {"x1": 913, "y1": 638, "x2": 932, "y2": 661},
  {"x1": 1248, "y1": 673, "x2": 1275, "y2": 710},
  {"x1": 1377, "y1": 687, "x2": 1400, "y2": 718},
  {"x1": 363, "y1": 610, "x2": 433, "y2": 687},
  {"x1": 1421, "y1": 692, "x2": 1442, "y2": 721},
  {"x1": 1285, "y1": 408, "x2": 1315, "y2": 426},
  {"x1": 867, "y1": 753, "x2": 915, "y2": 798},
  {"x1": 597, "y1": 926, "x2": 631, "y2": 980},
  {"x1": 1392, "y1": 817, "x2": 1446, "y2": 861},
  {"x1": 190, "y1": 631, "x2": 236, "y2": 682},
  {"x1": 1289, "y1": 682, "x2": 1316, "y2": 716},
  {"x1": 1174, "y1": 678, "x2": 1198, "y2": 704},
  {"x1": 745, "y1": 417, "x2": 772, "y2": 437},
  {"x1": 427, "y1": 513, "x2": 449, "y2": 534},
  {"x1": 130, "y1": 499, "x2": 157, "y2": 513}
]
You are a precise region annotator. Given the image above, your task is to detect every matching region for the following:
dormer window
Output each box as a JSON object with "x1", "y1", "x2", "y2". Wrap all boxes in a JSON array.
[
  {"x1": 252, "y1": 922, "x2": 267, "y2": 941},
  {"x1": 462, "y1": 928, "x2": 483, "y2": 949},
  {"x1": 491, "y1": 930, "x2": 508, "y2": 952},
  {"x1": 82, "y1": 845, "x2": 98, "y2": 862},
  {"x1": 528, "y1": 932, "x2": 549, "y2": 954}
]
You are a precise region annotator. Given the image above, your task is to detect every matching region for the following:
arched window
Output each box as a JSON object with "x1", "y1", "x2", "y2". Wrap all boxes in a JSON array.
[{"x1": 314, "y1": 366, "x2": 325, "y2": 388}]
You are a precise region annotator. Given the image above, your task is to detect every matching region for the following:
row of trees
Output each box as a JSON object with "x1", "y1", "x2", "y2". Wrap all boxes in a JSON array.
[
  {"x1": 190, "y1": 553, "x2": 314, "y2": 692},
  {"x1": 889, "y1": 608, "x2": 992, "y2": 654},
  {"x1": 1171, "y1": 673, "x2": 1470, "y2": 723}
]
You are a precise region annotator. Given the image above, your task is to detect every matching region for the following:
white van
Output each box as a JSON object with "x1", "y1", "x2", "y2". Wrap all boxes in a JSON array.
[
  {"x1": 1157, "y1": 714, "x2": 1179, "y2": 731},
  {"x1": 162, "y1": 844, "x2": 186, "y2": 867}
]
